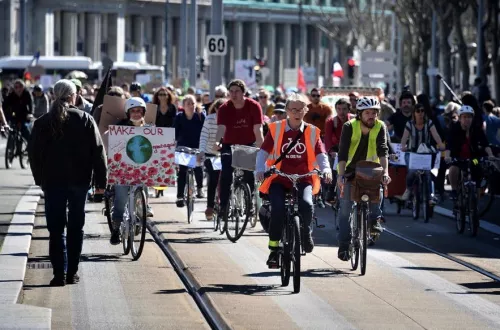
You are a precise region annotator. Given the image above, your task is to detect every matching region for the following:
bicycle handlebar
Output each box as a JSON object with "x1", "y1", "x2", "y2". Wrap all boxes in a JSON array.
[
  {"x1": 175, "y1": 146, "x2": 199, "y2": 154},
  {"x1": 263, "y1": 167, "x2": 323, "y2": 181}
]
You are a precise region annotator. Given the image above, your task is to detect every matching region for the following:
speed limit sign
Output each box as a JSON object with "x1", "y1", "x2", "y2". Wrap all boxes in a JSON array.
[{"x1": 206, "y1": 35, "x2": 227, "y2": 56}]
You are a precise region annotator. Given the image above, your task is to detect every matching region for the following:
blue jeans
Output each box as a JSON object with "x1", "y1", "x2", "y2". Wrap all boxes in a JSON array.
[
  {"x1": 112, "y1": 185, "x2": 149, "y2": 224},
  {"x1": 44, "y1": 185, "x2": 88, "y2": 276},
  {"x1": 337, "y1": 182, "x2": 382, "y2": 246}
]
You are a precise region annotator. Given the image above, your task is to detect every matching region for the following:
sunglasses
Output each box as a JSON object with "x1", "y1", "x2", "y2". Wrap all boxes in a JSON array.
[
  {"x1": 259, "y1": 95, "x2": 267, "y2": 99},
  {"x1": 158, "y1": 93, "x2": 167, "y2": 96},
  {"x1": 311, "y1": 94, "x2": 320, "y2": 98},
  {"x1": 415, "y1": 108, "x2": 424, "y2": 113}
]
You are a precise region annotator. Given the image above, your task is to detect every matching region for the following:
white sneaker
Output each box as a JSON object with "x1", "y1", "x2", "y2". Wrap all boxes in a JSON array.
[
  {"x1": 146, "y1": 205, "x2": 154, "y2": 217},
  {"x1": 401, "y1": 189, "x2": 411, "y2": 201}
]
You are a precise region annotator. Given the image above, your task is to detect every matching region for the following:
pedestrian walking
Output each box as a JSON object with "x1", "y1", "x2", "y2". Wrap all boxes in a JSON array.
[{"x1": 28, "y1": 79, "x2": 107, "y2": 286}]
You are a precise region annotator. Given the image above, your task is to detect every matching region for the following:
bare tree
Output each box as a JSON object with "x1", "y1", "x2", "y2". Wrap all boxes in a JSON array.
[
  {"x1": 452, "y1": 1, "x2": 472, "y2": 91},
  {"x1": 394, "y1": 0, "x2": 432, "y2": 95}
]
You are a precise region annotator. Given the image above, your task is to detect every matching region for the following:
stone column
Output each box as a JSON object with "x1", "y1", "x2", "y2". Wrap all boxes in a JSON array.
[
  {"x1": 266, "y1": 23, "x2": 276, "y2": 86},
  {"x1": 283, "y1": 23, "x2": 292, "y2": 69},
  {"x1": 154, "y1": 17, "x2": 165, "y2": 66},
  {"x1": 145, "y1": 17, "x2": 153, "y2": 63},
  {"x1": 251, "y1": 21, "x2": 260, "y2": 58},
  {"x1": 77, "y1": 13, "x2": 85, "y2": 55},
  {"x1": 61, "y1": 12, "x2": 78, "y2": 56},
  {"x1": 54, "y1": 10, "x2": 61, "y2": 55},
  {"x1": 85, "y1": 13, "x2": 102, "y2": 61},
  {"x1": 35, "y1": 10, "x2": 54, "y2": 56},
  {"x1": 132, "y1": 15, "x2": 145, "y2": 53},
  {"x1": 198, "y1": 19, "x2": 206, "y2": 57},
  {"x1": 233, "y1": 20, "x2": 243, "y2": 61},
  {"x1": 108, "y1": 12, "x2": 125, "y2": 62}
]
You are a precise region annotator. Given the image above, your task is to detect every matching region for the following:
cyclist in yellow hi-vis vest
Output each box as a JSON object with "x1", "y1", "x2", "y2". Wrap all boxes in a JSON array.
[
  {"x1": 336, "y1": 96, "x2": 391, "y2": 261},
  {"x1": 256, "y1": 93, "x2": 332, "y2": 268}
]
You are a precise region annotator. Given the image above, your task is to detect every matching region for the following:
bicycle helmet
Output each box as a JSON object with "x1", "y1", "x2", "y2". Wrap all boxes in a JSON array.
[
  {"x1": 458, "y1": 105, "x2": 474, "y2": 116},
  {"x1": 130, "y1": 82, "x2": 142, "y2": 92},
  {"x1": 33, "y1": 84, "x2": 43, "y2": 92},
  {"x1": 125, "y1": 97, "x2": 146, "y2": 115},
  {"x1": 356, "y1": 96, "x2": 381, "y2": 111}
]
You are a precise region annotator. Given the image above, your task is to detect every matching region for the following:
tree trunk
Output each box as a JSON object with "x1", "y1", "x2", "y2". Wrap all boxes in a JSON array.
[
  {"x1": 453, "y1": 7, "x2": 470, "y2": 92},
  {"x1": 421, "y1": 39, "x2": 431, "y2": 96},
  {"x1": 439, "y1": 17, "x2": 453, "y2": 101}
]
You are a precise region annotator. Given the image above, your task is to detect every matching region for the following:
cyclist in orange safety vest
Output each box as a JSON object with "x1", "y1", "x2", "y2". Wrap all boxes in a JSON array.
[{"x1": 256, "y1": 93, "x2": 332, "y2": 268}]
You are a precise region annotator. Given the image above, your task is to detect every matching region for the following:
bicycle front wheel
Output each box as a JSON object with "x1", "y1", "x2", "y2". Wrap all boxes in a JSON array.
[
  {"x1": 422, "y1": 180, "x2": 430, "y2": 223},
  {"x1": 130, "y1": 187, "x2": 147, "y2": 260},
  {"x1": 468, "y1": 188, "x2": 479, "y2": 237},
  {"x1": 280, "y1": 216, "x2": 291, "y2": 287},
  {"x1": 360, "y1": 204, "x2": 368, "y2": 276},
  {"x1": 4, "y1": 133, "x2": 15, "y2": 169},
  {"x1": 292, "y1": 215, "x2": 301, "y2": 293},
  {"x1": 104, "y1": 191, "x2": 114, "y2": 234},
  {"x1": 456, "y1": 182, "x2": 466, "y2": 234},
  {"x1": 225, "y1": 182, "x2": 251, "y2": 243},
  {"x1": 412, "y1": 185, "x2": 420, "y2": 220},
  {"x1": 122, "y1": 202, "x2": 131, "y2": 255},
  {"x1": 18, "y1": 136, "x2": 28, "y2": 169},
  {"x1": 350, "y1": 212, "x2": 359, "y2": 271},
  {"x1": 185, "y1": 172, "x2": 195, "y2": 224}
]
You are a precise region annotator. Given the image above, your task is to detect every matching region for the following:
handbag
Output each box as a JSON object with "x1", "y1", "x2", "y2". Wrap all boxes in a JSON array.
[{"x1": 351, "y1": 161, "x2": 384, "y2": 203}]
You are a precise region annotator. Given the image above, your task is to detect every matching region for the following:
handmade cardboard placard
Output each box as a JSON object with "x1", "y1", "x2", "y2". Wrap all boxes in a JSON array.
[{"x1": 107, "y1": 125, "x2": 176, "y2": 187}]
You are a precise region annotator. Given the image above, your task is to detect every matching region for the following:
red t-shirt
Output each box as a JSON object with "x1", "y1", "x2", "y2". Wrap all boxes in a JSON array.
[
  {"x1": 460, "y1": 136, "x2": 471, "y2": 159},
  {"x1": 261, "y1": 126, "x2": 325, "y2": 189},
  {"x1": 217, "y1": 98, "x2": 264, "y2": 145}
]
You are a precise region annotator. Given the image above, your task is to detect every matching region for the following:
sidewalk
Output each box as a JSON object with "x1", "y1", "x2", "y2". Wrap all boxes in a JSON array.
[{"x1": 20, "y1": 195, "x2": 209, "y2": 329}]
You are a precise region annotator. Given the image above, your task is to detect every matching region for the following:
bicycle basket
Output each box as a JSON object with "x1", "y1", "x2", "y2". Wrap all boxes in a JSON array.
[
  {"x1": 351, "y1": 161, "x2": 384, "y2": 203},
  {"x1": 175, "y1": 152, "x2": 198, "y2": 168},
  {"x1": 231, "y1": 145, "x2": 259, "y2": 171}
]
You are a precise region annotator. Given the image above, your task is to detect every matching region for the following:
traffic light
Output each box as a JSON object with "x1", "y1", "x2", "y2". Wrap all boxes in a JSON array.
[
  {"x1": 200, "y1": 57, "x2": 205, "y2": 73},
  {"x1": 254, "y1": 56, "x2": 266, "y2": 84},
  {"x1": 347, "y1": 58, "x2": 355, "y2": 80}
]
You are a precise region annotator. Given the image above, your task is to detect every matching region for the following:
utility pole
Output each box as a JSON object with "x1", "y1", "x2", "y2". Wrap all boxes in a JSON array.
[
  {"x1": 209, "y1": 0, "x2": 224, "y2": 99},
  {"x1": 20, "y1": 0, "x2": 27, "y2": 55},
  {"x1": 431, "y1": 11, "x2": 438, "y2": 102},
  {"x1": 164, "y1": 0, "x2": 170, "y2": 81},
  {"x1": 477, "y1": 0, "x2": 485, "y2": 81},
  {"x1": 189, "y1": 0, "x2": 198, "y2": 87}
]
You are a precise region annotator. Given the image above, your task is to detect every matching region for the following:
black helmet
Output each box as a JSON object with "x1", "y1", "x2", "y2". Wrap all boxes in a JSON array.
[
  {"x1": 33, "y1": 84, "x2": 43, "y2": 92},
  {"x1": 130, "y1": 82, "x2": 142, "y2": 92}
]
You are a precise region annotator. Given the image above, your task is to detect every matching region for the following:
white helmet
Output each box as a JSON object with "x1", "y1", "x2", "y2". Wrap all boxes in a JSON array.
[
  {"x1": 356, "y1": 96, "x2": 381, "y2": 111},
  {"x1": 458, "y1": 105, "x2": 474, "y2": 116},
  {"x1": 125, "y1": 97, "x2": 146, "y2": 114}
]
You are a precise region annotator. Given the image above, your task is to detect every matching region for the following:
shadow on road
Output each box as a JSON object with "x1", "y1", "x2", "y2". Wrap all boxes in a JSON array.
[{"x1": 199, "y1": 283, "x2": 290, "y2": 296}]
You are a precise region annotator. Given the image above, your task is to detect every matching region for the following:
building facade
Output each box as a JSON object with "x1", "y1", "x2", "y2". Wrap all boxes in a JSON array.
[{"x1": 0, "y1": 0, "x2": 348, "y2": 87}]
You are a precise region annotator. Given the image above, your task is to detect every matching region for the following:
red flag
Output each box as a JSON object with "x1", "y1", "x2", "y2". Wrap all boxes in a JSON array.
[
  {"x1": 332, "y1": 62, "x2": 344, "y2": 78},
  {"x1": 297, "y1": 67, "x2": 306, "y2": 92}
]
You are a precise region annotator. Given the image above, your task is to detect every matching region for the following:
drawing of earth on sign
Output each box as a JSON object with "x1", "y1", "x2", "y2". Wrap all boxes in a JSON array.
[{"x1": 126, "y1": 135, "x2": 153, "y2": 164}]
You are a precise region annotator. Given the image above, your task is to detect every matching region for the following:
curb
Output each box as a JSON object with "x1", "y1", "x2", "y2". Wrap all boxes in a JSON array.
[
  {"x1": 147, "y1": 219, "x2": 232, "y2": 330},
  {"x1": 434, "y1": 205, "x2": 500, "y2": 235},
  {"x1": 0, "y1": 185, "x2": 51, "y2": 328}
]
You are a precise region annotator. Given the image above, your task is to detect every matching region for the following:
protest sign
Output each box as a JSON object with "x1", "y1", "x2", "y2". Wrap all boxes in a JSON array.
[{"x1": 107, "y1": 126, "x2": 176, "y2": 187}]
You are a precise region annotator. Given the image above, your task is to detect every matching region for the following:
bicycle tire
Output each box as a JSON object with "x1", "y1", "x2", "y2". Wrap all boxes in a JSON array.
[
  {"x1": 186, "y1": 172, "x2": 195, "y2": 224},
  {"x1": 280, "y1": 216, "x2": 291, "y2": 287},
  {"x1": 469, "y1": 189, "x2": 479, "y2": 237},
  {"x1": 4, "y1": 134, "x2": 14, "y2": 169},
  {"x1": 104, "y1": 193, "x2": 114, "y2": 234},
  {"x1": 455, "y1": 182, "x2": 466, "y2": 234},
  {"x1": 250, "y1": 188, "x2": 261, "y2": 228},
  {"x1": 19, "y1": 137, "x2": 27, "y2": 169},
  {"x1": 360, "y1": 204, "x2": 368, "y2": 276},
  {"x1": 423, "y1": 180, "x2": 430, "y2": 223},
  {"x1": 130, "y1": 188, "x2": 147, "y2": 260},
  {"x1": 412, "y1": 185, "x2": 420, "y2": 220},
  {"x1": 225, "y1": 182, "x2": 251, "y2": 243},
  {"x1": 350, "y1": 212, "x2": 359, "y2": 271},
  {"x1": 292, "y1": 215, "x2": 301, "y2": 293},
  {"x1": 122, "y1": 202, "x2": 131, "y2": 255}
]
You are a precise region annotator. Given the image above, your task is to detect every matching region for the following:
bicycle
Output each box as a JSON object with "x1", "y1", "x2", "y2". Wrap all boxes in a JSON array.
[
  {"x1": 263, "y1": 167, "x2": 322, "y2": 293},
  {"x1": 175, "y1": 146, "x2": 199, "y2": 224},
  {"x1": 224, "y1": 168, "x2": 252, "y2": 242},
  {"x1": 102, "y1": 185, "x2": 115, "y2": 234},
  {"x1": 207, "y1": 156, "x2": 225, "y2": 234},
  {"x1": 345, "y1": 176, "x2": 386, "y2": 276},
  {"x1": 409, "y1": 169, "x2": 434, "y2": 223},
  {"x1": 477, "y1": 159, "x2": 500, "y2": 217},
  {"x1": 250, "y1": 180, "x2": 262, "y2": 228},
  {"x1": 5, "y1": 122, "x2": 29, "y2": 169},
  {"x1": 452, "y1": 158, "x2": 485, "y2": 237}
]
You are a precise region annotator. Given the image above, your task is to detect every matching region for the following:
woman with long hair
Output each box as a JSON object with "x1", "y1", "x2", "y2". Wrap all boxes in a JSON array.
[
  {"x1": 153, "y1": 87, "x2": 177, "y2": 127},
  {"x1": 28, "y1": 79, "x2": 107, "y2": 286},
  {"x1": 198, "y1": 98, "x2": 227, "y2": 220},
  {"x1": 174, "y1": 94, "x2": 206, "y2": 206},
  {"x1": 400, "y1": 103, "x2": 445, "y2": 203}
]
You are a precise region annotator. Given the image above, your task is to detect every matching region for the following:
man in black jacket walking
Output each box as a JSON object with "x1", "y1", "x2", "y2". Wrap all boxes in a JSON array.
[{"x1": 28, "y1": 79, "x2": 107, "y2": 286}]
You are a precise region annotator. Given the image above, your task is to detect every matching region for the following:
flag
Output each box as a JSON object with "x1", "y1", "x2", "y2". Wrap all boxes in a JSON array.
[
  {"x1": 90, "y1": 67, "x2": 112, "y2": 115},
  {"x1": 297, "y1": 67, "x2": 307, "y2": 93},
  {"x1": 332, "y1": 62, "x2": 344, "y2": 78}
]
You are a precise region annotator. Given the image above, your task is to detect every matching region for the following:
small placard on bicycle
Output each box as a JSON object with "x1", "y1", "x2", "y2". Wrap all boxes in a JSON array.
[
  {"x1": 231, "y1": 145, "x2": 259, "y2": 171},
  {"x1": 175, "y1": 147, "x2": 199, "y2": 168},
  {"x1": 408, "y1": 153, "x2": 433, "y2": 170},
  {"x1": 209, "y1": 156, "x2": 222, "y2": 170}
]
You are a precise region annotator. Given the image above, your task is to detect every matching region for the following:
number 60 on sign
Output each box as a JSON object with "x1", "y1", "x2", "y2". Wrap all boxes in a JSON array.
[{"x1": 206, "y1": 35, "x2": 227, "y2": 56}]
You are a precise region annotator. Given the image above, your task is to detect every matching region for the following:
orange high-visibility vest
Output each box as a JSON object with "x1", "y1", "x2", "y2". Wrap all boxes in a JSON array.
[{"x1": 259, "y1": 120, "x2": 321, "y2": 194}]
